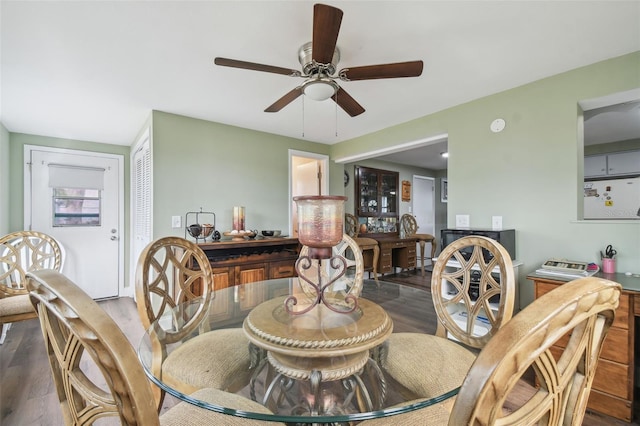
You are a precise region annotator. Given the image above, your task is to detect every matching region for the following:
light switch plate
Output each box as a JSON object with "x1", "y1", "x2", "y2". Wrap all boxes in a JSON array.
[
  {"x1": 171, "y1": 216, "x2": 182, "y2": 228},
  {"x1": 456, "y1": 214, "x2": 470, "y2": 228},
  {"x1": 492, "y1": 216, "x2": 503, "y2": 230}
]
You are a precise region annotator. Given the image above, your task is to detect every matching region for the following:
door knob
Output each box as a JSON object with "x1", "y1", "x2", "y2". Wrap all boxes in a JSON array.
[{"x1": 110, "y1": 236, "x2": 118, "y2": 241}]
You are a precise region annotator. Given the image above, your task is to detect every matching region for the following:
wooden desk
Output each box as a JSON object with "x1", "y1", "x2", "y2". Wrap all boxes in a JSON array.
[
  {"x1": 528, "y1": 272, "x2": 640, "y2": 422},
  {"x1": 371, "y1": 236, "x2": 418, "y2": 276}
]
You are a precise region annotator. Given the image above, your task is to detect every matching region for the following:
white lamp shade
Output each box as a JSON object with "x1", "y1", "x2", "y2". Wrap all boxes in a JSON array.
[{"x1": 303, "y1": 81, "x2": 337, "y2": 101}]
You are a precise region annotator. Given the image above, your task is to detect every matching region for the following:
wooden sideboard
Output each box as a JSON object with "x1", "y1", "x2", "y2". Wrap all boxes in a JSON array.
[
  {"x1": 198, "y1": 237, "x2": 299, "y2": 289},
  {"x1": 528, "y1": 272, "x2": 640, "y2": 422},
  {"x1": 371, "y1": 236, "x2": 418, "y2": 275}
]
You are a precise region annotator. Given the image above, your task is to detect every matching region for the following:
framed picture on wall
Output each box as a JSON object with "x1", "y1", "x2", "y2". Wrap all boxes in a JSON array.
[
  {"x1": 441, "y1": 178, "x2": 448, "y2": 203},
  {"x1": 401, "y1": 180, "x2": 411, "y2": 202}
]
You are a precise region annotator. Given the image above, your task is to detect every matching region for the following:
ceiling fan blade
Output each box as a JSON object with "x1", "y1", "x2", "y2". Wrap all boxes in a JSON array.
[
  {"x1": 265, "y1": 87, "x2": 303, "y2": 112},
  {"x1": 332, "y1": 87, "x2": 365, "y2": 117},
  {"x1": 339, "y1": 61, "x2": 424, "y2": 81},
  {"x1": 312, "y1": 4, "x2": 343, "y2": 64},
  {"x1": 214, "y1": 57, "x2": 301, "y2": 77}
]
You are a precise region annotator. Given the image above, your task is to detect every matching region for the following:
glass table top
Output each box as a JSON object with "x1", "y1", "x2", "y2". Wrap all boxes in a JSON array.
[{"x1": 138, "y1": 278, "x2": 462, "y2": 423}]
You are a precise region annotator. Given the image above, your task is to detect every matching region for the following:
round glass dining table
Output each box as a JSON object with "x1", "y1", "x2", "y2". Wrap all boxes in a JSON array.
[{"x1": 138, "y1": 278, "x2": 461, "y2": 424}]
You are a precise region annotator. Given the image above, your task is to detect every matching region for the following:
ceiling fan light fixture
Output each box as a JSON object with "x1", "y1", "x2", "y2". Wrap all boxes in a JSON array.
[{"x1": 303, "y1": 79, "x2": 338, "y2": 101}]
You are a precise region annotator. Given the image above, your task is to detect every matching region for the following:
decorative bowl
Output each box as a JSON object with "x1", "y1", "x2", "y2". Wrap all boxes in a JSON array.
[
  {"x1": 261, "y1": 230, "x2": 281, "y2": 237},
  {"x1": 187, "y1": 224, "x2": 202, "y2": 238},
  {"x1": 201, "y1": 224, "x2": 214, "y2": 238},
  {"x1": 223, "y1": 231, "x2": 253, "y2": 241}
]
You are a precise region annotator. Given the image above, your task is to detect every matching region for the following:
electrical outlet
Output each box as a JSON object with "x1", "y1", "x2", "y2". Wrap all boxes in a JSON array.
[
  {"x1": 456, "y1": 214, "x2": 470, "y2": 228},
  {"x1": 492, "y1": 216, "x2": 503, "y2": 230},
  {"x1": 171, "y1": 216, "x2": 181, "y2": 228}
]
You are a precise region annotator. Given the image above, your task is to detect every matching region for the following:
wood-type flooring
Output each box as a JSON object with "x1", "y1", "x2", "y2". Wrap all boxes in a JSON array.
[{"x1": 0, "y1": 268, "x2": 635, "y2": 425}]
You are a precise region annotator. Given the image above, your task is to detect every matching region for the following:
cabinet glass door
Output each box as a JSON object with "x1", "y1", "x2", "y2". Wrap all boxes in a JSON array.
[
  {"x1": 355, "y1": 166, "x2": 399, "y2": 236},
  {"x1": 380, "y1": 173, "x2": 397, "y2": 214},
  {"x1": 358, "y1": 168, "x2": 379, "y2": 215}
]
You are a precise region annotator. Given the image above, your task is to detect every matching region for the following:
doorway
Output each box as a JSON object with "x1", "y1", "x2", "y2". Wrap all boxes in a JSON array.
[
  {"x1": 412, "y1": 175, "x2": 436, "y2": 265},
  {"x1": 24, "y1": 146, "x2": 124, "y2": 299},
  {"x1": 289, "y1": 150, "x2": 329, "y2": 238}
]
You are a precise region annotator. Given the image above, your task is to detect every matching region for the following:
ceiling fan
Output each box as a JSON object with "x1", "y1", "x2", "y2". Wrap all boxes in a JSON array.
[{"x1": 214, "y1": 3, "x2": 424, "y2": 117}]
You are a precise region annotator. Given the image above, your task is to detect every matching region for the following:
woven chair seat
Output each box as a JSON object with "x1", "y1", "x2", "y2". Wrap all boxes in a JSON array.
[
  {"x1": 162, "y1": 328, "x2": 251, "y2": 392},
  {"x1": 160, "y1": 387, "x2": 277, "y2": 426},
  {"x1": 383, "y1": 332, "x2": 476, "y2": 397},
  {"x1": 0, "y1": 294, "x2": 34, "y2": 316}
]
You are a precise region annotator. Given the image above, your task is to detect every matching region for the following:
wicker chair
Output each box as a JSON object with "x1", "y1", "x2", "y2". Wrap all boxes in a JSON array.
[
  {"x1": 400, "y1": 213, "x2": 437, "y2": 276},
  {"x1": 27, "y1": 269, "x2": 283, "y2": 426},
  {"x1": 0, "y1": 230, "x2": 64, "y2": 344},
  {"x1": 345, "y1": 213, "x2": 379, "y2": 282},
  {"x1": 135, "y1": 236, "x2": 252, "y2": 410},
  {"x1": 377, "y1": 236, "x2": 515, "y2": 401},
  {"x1": 360, "y1": 276, "x2": 621, "y2": 425}
]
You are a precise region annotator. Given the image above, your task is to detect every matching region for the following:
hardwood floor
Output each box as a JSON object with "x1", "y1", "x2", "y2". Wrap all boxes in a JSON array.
[{"x1": 0, "y1": 269, "x2": 635, "y2": 425}]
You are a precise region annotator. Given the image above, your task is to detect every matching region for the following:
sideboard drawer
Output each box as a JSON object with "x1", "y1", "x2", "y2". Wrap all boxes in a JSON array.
[
  {"x1": 269, "y1": 260, "x2": 296, "y2": 279},
  {"x1": 588, "y1": 389, "x2": 633, "y2": 423},
  {"x1": 592, "y1": 358, "x2": 630, "y2": 400}
]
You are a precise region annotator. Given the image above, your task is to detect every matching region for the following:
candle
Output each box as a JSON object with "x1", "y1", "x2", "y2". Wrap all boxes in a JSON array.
[
  {"x1": 293, "y1": 196, "x2": 346, "y2": 259},
  {"x1": 233, "y1": 206, "x2": 245, "y2": 231}
]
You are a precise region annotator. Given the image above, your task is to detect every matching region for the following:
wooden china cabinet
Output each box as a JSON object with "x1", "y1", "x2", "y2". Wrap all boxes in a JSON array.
[
  {"x1": 354, "y1": 166, "x2": 416, "y2": 276},
  {"x1": 355, "y1": 166, "x2": 399, "y2": 236}
]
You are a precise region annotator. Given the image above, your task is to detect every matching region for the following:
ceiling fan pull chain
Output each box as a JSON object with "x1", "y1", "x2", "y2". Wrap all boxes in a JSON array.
[
  {"x1": 335, "y1": 91, "x2": 338, "y2": 137},
  {"x1": 302, "y1": 95, "x2": 305, "y2": 138}
]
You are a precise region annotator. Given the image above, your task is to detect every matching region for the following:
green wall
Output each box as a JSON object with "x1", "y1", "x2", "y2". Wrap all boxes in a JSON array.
[
  {"x1": 0, "y1": 122, "x2": 9, "y2": 235},
  {"x1": 151, "y1": 111, "x2": 338, "y2": 238},
  {"x1": 331, "y1": 52, "x2": 640, "y2": 308}
]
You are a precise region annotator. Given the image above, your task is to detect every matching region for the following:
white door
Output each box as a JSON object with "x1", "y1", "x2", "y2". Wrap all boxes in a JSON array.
[
  {"x1": 289, "y1": 151, "x2": 329, "y2": 238},
  {"x1": 412, "y1": 176, "x2": 435, "y2": 264},
  {"x1": 27, "y1": 147, "x2": 122, "y2": 299},
  {"x1": 131, "y1": 132, "x2": 152, "y2": 290}
]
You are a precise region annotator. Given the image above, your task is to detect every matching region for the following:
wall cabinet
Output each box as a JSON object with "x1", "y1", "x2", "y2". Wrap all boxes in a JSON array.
[
  {"x1": 584, "y1": 154, "x2": 608, "y2": 177},
  {"x1": 355, "y1": 166, "x2": 399, "y2": 237},
  {"x1": 585, "y1": 150, "x2": 640, "y2": 178}
]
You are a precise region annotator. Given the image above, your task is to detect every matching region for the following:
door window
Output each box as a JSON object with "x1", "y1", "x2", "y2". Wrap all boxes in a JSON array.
[{"x1": 52, "y1": 188, "x2": 101, "y2": 226}]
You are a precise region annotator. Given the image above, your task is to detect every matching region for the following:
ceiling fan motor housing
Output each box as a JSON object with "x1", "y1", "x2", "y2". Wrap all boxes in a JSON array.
[{"x1": 298, "y1": 41, "x2": 340, "y2": 76}]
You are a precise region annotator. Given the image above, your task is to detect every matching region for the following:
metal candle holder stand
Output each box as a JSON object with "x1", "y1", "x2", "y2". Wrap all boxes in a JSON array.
[
  {"x1": 287, "y1": 253, "x2": 357, "y2": 315},
  {"x1": 184, "y1": 208, "x2": 217, "y2": 242}
]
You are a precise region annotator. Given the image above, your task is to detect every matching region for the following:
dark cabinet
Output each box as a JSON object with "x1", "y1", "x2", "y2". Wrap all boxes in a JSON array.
[
  {"x1": 198, "y1": 238, "x2": 299, "y2": 288},
  {"x1": 355, "y1": 166, "x2": 399, "y2": 237}
]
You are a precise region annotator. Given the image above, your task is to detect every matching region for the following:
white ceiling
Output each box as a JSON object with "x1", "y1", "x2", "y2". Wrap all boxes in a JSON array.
[{"x1": 2, "y1": 1, "x2": 639, "y2": 170}]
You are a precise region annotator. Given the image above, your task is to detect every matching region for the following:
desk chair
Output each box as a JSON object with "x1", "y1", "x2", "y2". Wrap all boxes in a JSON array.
[
  {"x1": 400, "y1": 213, "x2": 436, "y2": 276},
  {"x1": 345, "y1": 213, "x2": 379, "y2": 282},
  {"x1": 0, "y1": 230, "x2": 63, "y2": 344},
  {"x1": 27, "y1": 270, "x2": 282, "y2": 426},
  {"x1": 377, "y1": 236, "x2": 515, "y2": 401},
  {"x1": 361, "y1": 276, "x2": 620, "y2": 425},
  {"x1": 135, "y1": 236, "x2": 252, "y2": 410}
]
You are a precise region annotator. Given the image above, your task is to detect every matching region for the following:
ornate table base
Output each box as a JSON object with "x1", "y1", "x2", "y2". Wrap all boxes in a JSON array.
[{"x1": 243, "y1": 296, "x2": 393, "y2": 417}]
